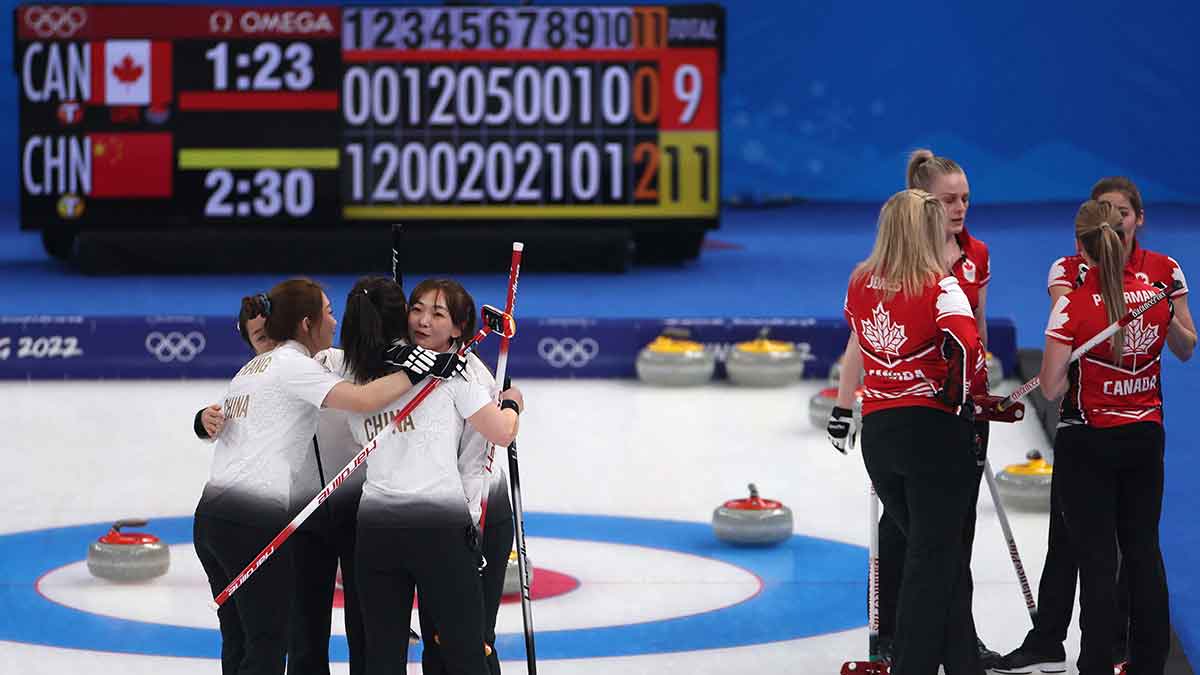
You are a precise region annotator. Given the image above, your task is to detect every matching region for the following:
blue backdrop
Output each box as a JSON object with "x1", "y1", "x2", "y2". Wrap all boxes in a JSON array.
[{"x1": 2, "y1": 0, "x2": 1200, "y2": 226}]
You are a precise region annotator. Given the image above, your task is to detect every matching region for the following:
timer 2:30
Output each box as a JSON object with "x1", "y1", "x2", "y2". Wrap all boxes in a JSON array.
[{"x1": 203, "y1": 169, "x2": 315, "y2": 218}]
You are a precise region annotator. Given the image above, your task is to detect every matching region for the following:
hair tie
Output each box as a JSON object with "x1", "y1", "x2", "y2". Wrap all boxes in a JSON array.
[
  {"x1": 363, "y1": 288, "x2": 370, "y2": 295},
  {"x1": 257, "y1": 293, "x2": 272, "y2": 317}
]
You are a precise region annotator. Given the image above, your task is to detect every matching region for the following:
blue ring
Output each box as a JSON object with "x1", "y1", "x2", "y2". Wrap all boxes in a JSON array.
[{"x1": 0, "y1": 513, "x2": 866, "y2": 659}]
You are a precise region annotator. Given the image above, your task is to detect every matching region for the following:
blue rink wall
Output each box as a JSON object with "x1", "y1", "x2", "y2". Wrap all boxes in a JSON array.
[{"x1": 2, "y1": 0, "x2": 1200, "y2": 211}]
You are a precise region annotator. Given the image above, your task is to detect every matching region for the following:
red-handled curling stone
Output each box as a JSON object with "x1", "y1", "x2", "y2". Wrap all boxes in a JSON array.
[
  {"x1": 86, "y1": 519, "x2": 170, "y2": 582},
  {"x1": 712, "y1": 484, "x2": 793, "y2": 545},
  {"x1": 808, "y1": 386, "x2": 863, "y2": 430},
  {"x1": 841, "y1": 660, "x2": 891, "y2": 674}
]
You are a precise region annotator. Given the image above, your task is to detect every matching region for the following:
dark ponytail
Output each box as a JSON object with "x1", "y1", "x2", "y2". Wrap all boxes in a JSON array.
[
  {"x1": 342, "y1": 276, "x2": 408, "y2": 383},
  {"x1": 1075, "y1": 200, "x2": 1128, "y2": 357},
  {"x1": 236, "y1": 293, "x2": 270, "y2": 348}
]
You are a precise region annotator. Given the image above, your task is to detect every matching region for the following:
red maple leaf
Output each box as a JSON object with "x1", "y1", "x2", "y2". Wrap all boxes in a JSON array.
[{"x1": 112, "y1": 54, "x2": 143, "y2": 84}]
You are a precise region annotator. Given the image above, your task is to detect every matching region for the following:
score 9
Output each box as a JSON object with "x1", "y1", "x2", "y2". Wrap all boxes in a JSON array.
[{"x1": 674, "y1": 64, "x2": 702, "y2": 125}]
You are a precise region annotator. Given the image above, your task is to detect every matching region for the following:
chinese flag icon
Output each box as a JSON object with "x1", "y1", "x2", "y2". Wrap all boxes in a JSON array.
[{"x1": 88, "y1": 132, "x2": 173, "y2": 198}]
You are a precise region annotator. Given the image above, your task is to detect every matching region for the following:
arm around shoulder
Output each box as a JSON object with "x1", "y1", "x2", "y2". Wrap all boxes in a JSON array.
[
  {"x1": 467, "y1": 386, "x2": 523, "y2": 447},
  {"x1": 322, "y1": 371, "x2": 416, "y2": 413}
]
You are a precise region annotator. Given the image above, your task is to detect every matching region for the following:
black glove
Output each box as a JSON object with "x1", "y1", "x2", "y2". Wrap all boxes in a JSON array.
[
  {"x1": 428, "y1": 351, "x2": 467, "y2": 380},
  {"x1": 826, "y1": 406, "x2": 854, "y2": 454},
  {"x1": 382, "y1": 342, "x2": 439, "y2": 384}
]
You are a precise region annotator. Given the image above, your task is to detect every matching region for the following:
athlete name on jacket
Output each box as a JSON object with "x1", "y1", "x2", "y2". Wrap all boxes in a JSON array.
[
  {"x1": 1091, "y1": 289, "x2": 1160, "y2": 306},
  {"x1": 236, "y1": 354, "x2": 271, "y2": 377},
  {"x1": 223, "y1": 394, "x2": 249, "y2": 419},
  {"x1": 866, "y1": 368, "x2": 927, "y2": 381},
  {"x1": 866, "y1": 275, "x2": 902, "y2": 292},
  {"x1": 1103, "y1": 374, "x2": 1158, "y2": 396},
  {"x1": 363, "y1": 410, "x2": 415, "y2": 439}
]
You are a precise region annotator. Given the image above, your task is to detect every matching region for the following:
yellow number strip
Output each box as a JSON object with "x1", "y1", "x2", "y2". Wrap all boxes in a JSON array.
[
  {"x1": 178, "y1": 149, "x2": 339, "y2": 170},
  {"x1": 344, "y1": 204, "x2": 717, "y2": 219}
]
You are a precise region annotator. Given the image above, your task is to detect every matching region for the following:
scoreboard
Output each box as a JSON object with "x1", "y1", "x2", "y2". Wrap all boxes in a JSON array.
[{"x1": 15, "y1": 4, "x2": 723, "y2": 251}]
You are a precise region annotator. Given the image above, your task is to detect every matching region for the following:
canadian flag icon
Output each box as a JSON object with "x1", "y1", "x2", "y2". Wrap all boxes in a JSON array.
[{"x1": 89, "y1": 40, "x2": 172, "y2": 107}]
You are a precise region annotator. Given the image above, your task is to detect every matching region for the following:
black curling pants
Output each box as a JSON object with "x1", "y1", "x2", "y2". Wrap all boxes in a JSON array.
[
  {"x1": 288, "y1": 494, "x2": 365, "y2": 675},
  {"x1": 861, "y1": 406, "x2": 981, "y2": 675},
  {"x1": 878, "y1": 421, "x2": 988, "y2": 644},
  {"x1": 194, "y1": 513, "x2": 294, "y2": 675},
  {"x1": 356, "y1": 523, "x2": 488, "y2": 675},
  {"x1": 421, "y1": 510, "x2": 515, "y2": 675},
  {"x1": 1054, "y1": 423, "x2": 1168, "y2": 675},
  {"x1": 1020, "y1": 440, "x2": 1132, "y2": 660}
]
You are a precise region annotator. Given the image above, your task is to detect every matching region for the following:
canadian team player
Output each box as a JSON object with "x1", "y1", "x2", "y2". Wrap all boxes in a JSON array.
[
  {"x1": 345, "y1": 278, "x2": 523, "y2": 675},
  {"x1": 1035, "y1": 201, "x2": 1185, "y2": 675},
  {"x1": 831, "y1": 190, "x2": 984, "y2": 675},
  {"x1": 996, "y1": 179, "x2": 1197, "y2": 675},
  {"x1": 410, "y1": 278, "x2": 516, "y2": 675},
  {"x1": 193, "y1": 278, "x2": 448, "y2": 675},
  {"x1": 827, "y1": 150, "x2": 997, "y2": 666}
]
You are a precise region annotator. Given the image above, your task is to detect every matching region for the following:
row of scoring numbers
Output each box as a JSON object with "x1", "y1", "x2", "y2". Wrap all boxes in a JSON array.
[
  {"x1": 343, "y1": 62, "x2": 703, "y2": 128},
  {"x1": 343, "y1": 7, "x2": 666, "y2": 51},
  {"x1": 344, "y1": 140, "x2": 712, "y2": 205}
]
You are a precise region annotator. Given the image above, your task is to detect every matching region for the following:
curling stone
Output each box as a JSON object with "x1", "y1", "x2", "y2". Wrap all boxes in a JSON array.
[
  {"x1": 502, "y1": 548, "x2": 533, "y2": 596},
  {"x1": 994, "y1": 450, "x2": 1053, "y2": 510},
  {"x1": 87, "y1": 519, "x2": 170, "y2": 582},
  {"x1": 712, "y1": 484, "x2": 793, "y2": 545},
  {"x1": 828, "y1": 355, "x2": 866, "y2": 386},
  {"x1": 986, "y1": 352, "x2": 1003, "y2": 389},
  {"x1": 828, "y1": 356, "x2": 843, "y2": 385},
  {"x1": 808, "y1": 387, "x2": 863, "y2": 430},
  {"x1": 726, "y1": 333, "x2": 805, "y2": 387},
  {"x1": 635, "y1": 333, "x2": 715, "y2": 386}
]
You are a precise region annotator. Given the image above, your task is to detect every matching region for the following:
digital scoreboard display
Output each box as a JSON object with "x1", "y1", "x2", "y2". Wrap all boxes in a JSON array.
[{"x1": 15, "y1": 4, "x2": 722, "y2": 238}]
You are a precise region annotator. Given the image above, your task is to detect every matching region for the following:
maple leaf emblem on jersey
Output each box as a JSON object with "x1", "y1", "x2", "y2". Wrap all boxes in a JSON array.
[
  {"x1": 1123, "y1": 317, "x2": 1160, "y2": 355},
  {"x1": 113, "y1": 54, "x2": 144, "y2": 85},
  {"x1": 861, "y1": 303, "x2": 908, "y2": 355}
]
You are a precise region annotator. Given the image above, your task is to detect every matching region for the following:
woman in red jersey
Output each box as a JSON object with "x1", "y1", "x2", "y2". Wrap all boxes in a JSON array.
[
  {"x1": 839, "y1": 189, "x2": 984, "y2": 675},
  {"x1": 1038, "y1": 200, "x2": 1186, "y2": 675},
  {"x1": 997, "y1": 179, "x2": 1196, "y2": 675},
  {"x1": 828, "y1": 149, "x2": 998, "y2": 667}
]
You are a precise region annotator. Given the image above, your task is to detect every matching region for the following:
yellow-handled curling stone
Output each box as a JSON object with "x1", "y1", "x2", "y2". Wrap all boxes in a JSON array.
[
  {"x1": 995, "y1": 450, "x2": 1053, "y2": 510},
  {"x1": 502, "y1": 548, "x2": 534, "y2": 596},
  {"x1": 635, "y1": 329, "x2": 716, "y2": 386},
  {"x1": 725, "y1": 329, "x2": 806, "y2": 387}
]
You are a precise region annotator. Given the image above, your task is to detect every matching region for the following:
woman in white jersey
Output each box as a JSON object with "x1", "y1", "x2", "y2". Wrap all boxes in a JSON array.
[
  {"x1": 412, "y1": 278, "x2": 515, "y2": 675},
  {"x1": 193, "y1": 278, "x2": 457, "y2": 675},
  {"x1": 347, "y1": 278, "x2": 523, "y2": 675}
]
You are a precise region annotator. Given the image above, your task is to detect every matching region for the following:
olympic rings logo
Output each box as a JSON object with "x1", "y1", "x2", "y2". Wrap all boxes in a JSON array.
[
  {"x1": 23, "y1": 6, "x2": 87, "y2": 38},
  {"x1": 145, "y1": 331, "x2": 207, "y2": 363},
  {"x1": 537, "y1": 337, "x2": 599, "y2": 368}
]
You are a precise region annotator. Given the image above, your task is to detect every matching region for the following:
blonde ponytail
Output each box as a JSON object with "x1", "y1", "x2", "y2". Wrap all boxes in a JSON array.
[
  {"x1": 906, "y1": 148, "x2": 963, "y2": 192},
  {"x1": 1075, "y1": 200, "x2": 1127, "y2": 357}
]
